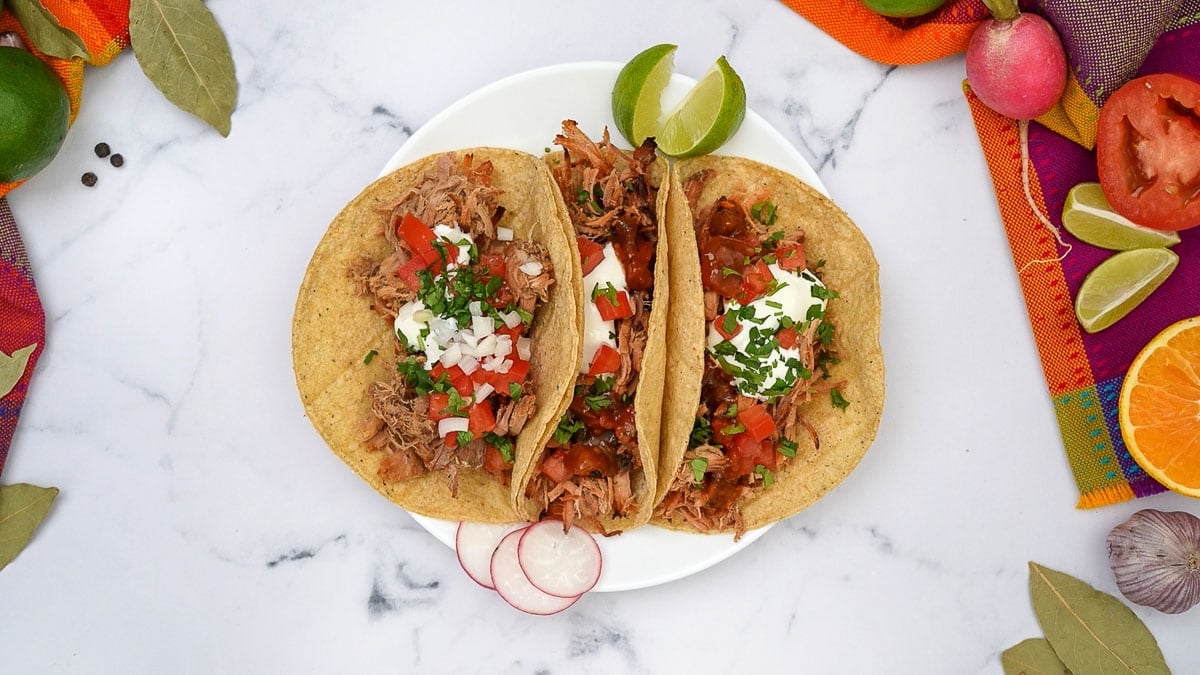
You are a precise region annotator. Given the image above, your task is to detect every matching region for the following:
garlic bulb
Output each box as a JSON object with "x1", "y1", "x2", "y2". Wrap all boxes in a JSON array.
[{"x1": 1107, "y1": 509, "x2": 1200, "y2": 614}]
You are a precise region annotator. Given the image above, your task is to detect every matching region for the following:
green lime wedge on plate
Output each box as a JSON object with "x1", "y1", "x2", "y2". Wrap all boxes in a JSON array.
[
  {"x1": 612, "y1": 43, "x2": 677, "y2": 147},
  {"x1": 656, "y1": 55, "x2": 746, "y2": 158},
  {"x1": 1074, "y1": 248, "x2": 1179, "y2": 333},
  {"x1": 1062, "y1": 183, "x2": 1181, "y2": 250}
]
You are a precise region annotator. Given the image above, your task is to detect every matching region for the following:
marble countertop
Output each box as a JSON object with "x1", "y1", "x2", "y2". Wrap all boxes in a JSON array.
[{"x1": 3, "y1": 1, "x2": 1197, "y2": 672}]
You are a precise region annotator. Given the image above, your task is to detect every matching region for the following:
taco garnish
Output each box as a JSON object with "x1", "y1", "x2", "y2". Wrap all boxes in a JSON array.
[
  {"x1": 520, "y1": 121, "x2": 665, "y2": 534},
  {"x1": 654, "y1": 157, "x2": 884, "y2": 539},
  {"x1": 349, "y1": 153, "x2": 555, "y2": 493}
]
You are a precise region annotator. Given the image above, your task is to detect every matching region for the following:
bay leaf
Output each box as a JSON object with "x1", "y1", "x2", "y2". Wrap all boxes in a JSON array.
[
  {"x1": 128, "y1": 0, "x2": 237, "y2": 136},
  {"x1": 7, "y1": 0, "x2": 90, "y2": 60},
  {"x1": 1028, "y1": 562, "x2": 1170, "y2": 675},
  {"x1": 0, "y1": 343, "x2": 37, "y2": 399},
  {"x1": 0, "y1": 483, "x2": 59, "y2": 572},
  {"x1": 1002, "y1": 638, "x2": 1072, "y2": 675}
]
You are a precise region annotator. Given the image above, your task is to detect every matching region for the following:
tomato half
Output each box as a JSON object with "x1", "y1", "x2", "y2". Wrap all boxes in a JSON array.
[{"x1": 1096, "y1": 73, "x2": 1200, "y2": 231}]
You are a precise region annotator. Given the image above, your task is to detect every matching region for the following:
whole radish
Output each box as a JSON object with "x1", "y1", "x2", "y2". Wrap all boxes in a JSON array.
[{"x1": 966, "y1": 0, "x2": 1067, "y2": 120}]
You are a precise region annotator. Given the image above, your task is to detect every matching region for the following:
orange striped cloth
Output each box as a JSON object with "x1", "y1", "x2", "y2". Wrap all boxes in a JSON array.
[
  {"x1": 0, "y1": 1, "x2": 130, "y2": 197},
  {"x1": 784, "y1": 0, "x2": 1200, "y2": 507}
]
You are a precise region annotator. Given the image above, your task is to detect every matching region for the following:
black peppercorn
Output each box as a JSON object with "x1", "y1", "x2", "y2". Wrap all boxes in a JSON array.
[
  {"x1": 110, "y1": 153, "x2": 124, "y2": 168},
  {"x1": 81, "y1": 172, "x2": 98, "y2": 187},
  {"x1": 94, "y1": 143, "x2": 110, "y2": 158}
]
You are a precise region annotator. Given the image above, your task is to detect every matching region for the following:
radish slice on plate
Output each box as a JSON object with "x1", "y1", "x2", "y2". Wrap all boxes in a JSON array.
[
  {"x1": 491, "y1": 530, "x2": 581, "y2": 615},
  {"x1": 517, "y1": 519, "x2": 602, "y2": 597},
  {"x1": 455, "y1": 522, "x2": 522, "y2": 590}
]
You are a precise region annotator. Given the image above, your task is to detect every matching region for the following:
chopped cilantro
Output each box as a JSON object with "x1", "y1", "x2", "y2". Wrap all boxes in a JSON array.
[{"x1": 831, "y1": 388, "x2": 850, "y2": 410}]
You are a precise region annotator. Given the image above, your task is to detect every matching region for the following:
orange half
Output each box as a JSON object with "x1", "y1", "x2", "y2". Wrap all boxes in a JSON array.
[{"x1": 1119, "y1": 316, "x2": 1200, "y2": 497}]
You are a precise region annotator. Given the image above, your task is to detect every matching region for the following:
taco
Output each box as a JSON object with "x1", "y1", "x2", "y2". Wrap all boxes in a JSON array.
[
  {"x1": 293, "y1": 149, "x2": 580, "y2": 523},
  {"x1": 653, "y1": 155, "x2": 884, "y2": 538},
  {"x1": 510, "y1": 121, "x2": 669, "y2": 534}
]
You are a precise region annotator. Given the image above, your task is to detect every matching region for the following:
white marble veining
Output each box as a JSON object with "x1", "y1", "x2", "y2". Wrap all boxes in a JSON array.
[{"x1": 3, "y1": 1, "x2": 1198, "y2": 672}]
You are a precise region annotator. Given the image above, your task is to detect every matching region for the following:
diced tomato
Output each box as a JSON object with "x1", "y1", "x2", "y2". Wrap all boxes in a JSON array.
[
  {"x1": 595, "y1": 290, "x2": 634, "y2": 321},
  {"x1": 397, "y1": 213, "x2": 440, "y2": 265},
  {"x1": 738, "y1": 403, "x2": 777, "y2": 442},
  {"x1": 587, "y1": 343, "x2": 621, "y2": 376},
  {"x1": 395, "y1": 256, "x2": 427, "y2": 291},
  {"x1": 428, "y1": 393, "x2": 453, "y2": 421},
  {"x1": 738, "y1": 260, "x2": 774, "y2": 303},
  {"x1": 578, "y1": 237, "x2": 605, "y2": 275},
  {"x1": 713, "y1": 312, "x2": 741, "y2": 341},
  {"x1": 776, "y1": 244, "x2": 806, "y2": 271},
  {"x1": 540, "y1": 451, "x2": 570, "y2": 483},
  {"x1": 727, "y1": 433, "x2": 777, "y2": 477},
  {"x1": 478, "y1": 252, "x2": 506, "y2": 279},
  {"x1": 777, "y1": 326, "x2": 798, "y2": 349},
  {"x1": 483, "y1": 444, "x2": 510, "y2": 475},
  {"x1": 468, "y1": 402, "x2": 497, "y2": 435},
  {"x1": 1097, "y1": 73, "x2": 1200, "y2": 231}
]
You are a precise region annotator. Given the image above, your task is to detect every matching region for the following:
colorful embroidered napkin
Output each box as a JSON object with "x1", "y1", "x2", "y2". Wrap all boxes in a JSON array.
[
  {"x1": 782, "y1": 0, "x2": 1200, "y2": 507},
  {"x1": 0, "y1": 2, "x2": 130, "y2": 475}
]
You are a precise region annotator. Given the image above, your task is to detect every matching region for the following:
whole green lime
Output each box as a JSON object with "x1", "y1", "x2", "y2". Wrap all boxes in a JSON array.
[
  {"x1": 0, "y1": 46, "x2": 70, "y2": 183},
  {"x1": 860, "y1": 0, "x2": 951, "y2": 18}
]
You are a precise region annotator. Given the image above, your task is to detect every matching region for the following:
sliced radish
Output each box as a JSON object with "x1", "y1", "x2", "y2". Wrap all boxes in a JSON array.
[
  {"x1": 491, "y1": 530, "x2": 581, "y2": 615},
  {"x1": 455, "y1": 522, "x2": 521, "y2": 590},
  {"x1": 517, "y1": 520, "x2": 602, "y2": 598}
]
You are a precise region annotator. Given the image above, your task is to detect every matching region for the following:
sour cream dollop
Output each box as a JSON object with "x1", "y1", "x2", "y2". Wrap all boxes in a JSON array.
[
  {"x1": 706, "y1": 264, "x2": 828, "y2": 400},
  {"x1": 579, "y1": 242, "x2": 627, "y2": 374}
]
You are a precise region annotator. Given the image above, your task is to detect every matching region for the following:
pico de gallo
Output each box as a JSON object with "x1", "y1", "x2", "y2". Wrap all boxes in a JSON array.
[
  {"x1": 351, "y1": 153, "x2": 555, "y2": 495},
  {"x1": 525, "y1": 121, "x2": 659, "y2": 533},
  {"x1": 655, "y1": 169, "x2": 848, "y2": 537}
]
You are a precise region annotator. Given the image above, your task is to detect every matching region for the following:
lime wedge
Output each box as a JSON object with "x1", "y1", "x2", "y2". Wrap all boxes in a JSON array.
[
  {"x1": 1074, "y1": 248, "x2": 1179, "y2": 333},
  {"x1": 1062, "y1": 183, "x2": 1181, "y2": 250},
  {"x1": 612, "y1": 44, "x2": 677, "y2": 147},
  {"x1": 656, "y1": 56, "x2": 746, "y2": 158}
]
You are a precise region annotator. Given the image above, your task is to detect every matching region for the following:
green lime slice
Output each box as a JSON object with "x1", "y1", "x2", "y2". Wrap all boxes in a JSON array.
[
  {"x1": 611, "y1": 43, "x2": 677, "y2": 147},
  {"x1": 1062, "y1": 183, "x2": 1181, "y2": 250},
  {"x1": 1074, "y1": 248, "x2": 1179, "y2": 333},
  {"x1": 656, "y1": 56, "x2": 746, "y2": 158}
]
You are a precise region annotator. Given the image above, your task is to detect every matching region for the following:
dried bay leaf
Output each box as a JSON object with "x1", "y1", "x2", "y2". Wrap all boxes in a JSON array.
[
  {"x1": 128, "y1": 0, "x2": 237, "y2": 136},
  {"x1": 0, "y1": 483, "x2": 59, "y2": 572},
  {"x1": 1002, "y1": 638, "x2": 1071, "y2": 675},
  {"x1": 1028, "y1": 562, "x2": 1170, "y2": 675},
  {"x1": 7, "y1": 0, "x2": 90, "y2": 60},
  {"x1": 0, "y1": 343, "x2": 37, "y2": 399}
]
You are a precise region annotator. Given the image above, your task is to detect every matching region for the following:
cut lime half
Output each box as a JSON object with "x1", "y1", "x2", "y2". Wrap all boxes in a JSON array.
[
  {"x1": 611, "y1": 43, "x2": 677, "y2": 147},
  {"x1": 656, "y1": 56, "x2": 746, "y2": 158},
  {"x1": 1074, "y1": 248, "x2": 1179, "y2": 333},
  {"x1": 1062, "y1": 183, "x2": 1181, "y2": 250}
]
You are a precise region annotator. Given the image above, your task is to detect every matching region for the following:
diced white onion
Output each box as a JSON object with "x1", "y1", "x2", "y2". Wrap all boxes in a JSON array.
[
  {"x1": 472, "y1": 315, "x2": 494, "y2": 338},
  {"x1": 439, "y1": 343, "x2": 462, "y2": 367},
  {"x1": 519, "y1": 261, "x2": 543, "y2": 276},
  {"x1": 474, "y1": 382, "x2": 495, "y2": 402},
  {"x1": 494, "y1": 335, "x2": 513, "y2": 358},
  {"x1": 458, "y1": 357, "x2": 479, "y2": 375},
  {"x1": 517, "y1": 337, "x2": 531, "y2": 361},
  {"x1": 437, "y1": 417, "x2": 469, "y2": 438},
  {"x1": 475, "y1": 334, "x2": 498, "y2": 358},
  {"x1": 496, "y1": 226, "x2": 514, "y2": 241},
  {"x1": 502, "y1": 311, "x2": 522, "y2": 329}
]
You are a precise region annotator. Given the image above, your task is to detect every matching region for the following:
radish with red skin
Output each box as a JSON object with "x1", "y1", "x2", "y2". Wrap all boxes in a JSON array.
[
  {"x1": 490, "y1": 530, "x2": 581, "y2": 615},
  {"x1": 965, "y1": 0, "x2": 1067, "y2": 120},
  {"x1": 455, "y1": 521, "x2": 524, "y2": 590},
  {"x1": 517, "y1": 520, "x2": 603, "y2": 597}
]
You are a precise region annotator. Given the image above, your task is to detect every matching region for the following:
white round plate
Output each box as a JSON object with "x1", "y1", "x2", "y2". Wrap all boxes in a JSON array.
[{"x1": 381, "y1": 61, "x2": 825, "y2": 593}]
